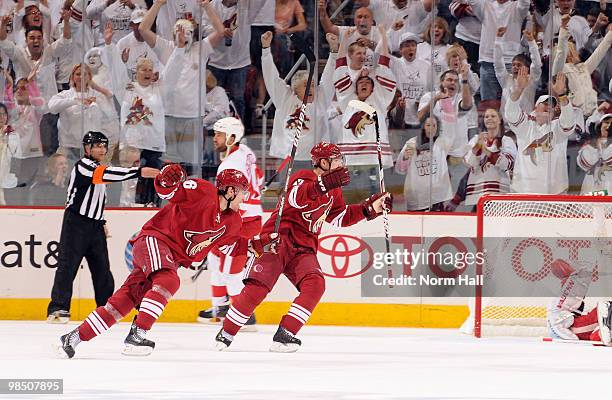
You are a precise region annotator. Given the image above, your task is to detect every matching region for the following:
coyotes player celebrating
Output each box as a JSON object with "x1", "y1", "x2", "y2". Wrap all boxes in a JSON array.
[
  {"x1": 215, "y1": 142, "x2": 392, "y2": 352},
  {"x1": 547, "y1": 258, "x2": 612, "y2": 345},
  {"x1": 197, "y1": 117, "x2": 264, "y2": 327},
  {"x1": 56, "y1": 165, "x2": 276, "y2": 358}
]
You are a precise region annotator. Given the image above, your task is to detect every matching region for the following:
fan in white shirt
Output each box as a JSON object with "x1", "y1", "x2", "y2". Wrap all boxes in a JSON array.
[
  {"x1": 86, "y1": 0, "x2": 147, "y2": 44},
  {"x1": 116, "y1": 8, "x2": 162, "y2": 81},
  {"x1": 577, "y1": 113, "x2": 612, "y2": 194},
  {"x1": 415, "y1": 17, "x2": 452, "y2": 87}
]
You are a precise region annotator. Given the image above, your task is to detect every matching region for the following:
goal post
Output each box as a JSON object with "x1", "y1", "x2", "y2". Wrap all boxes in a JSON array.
[{"x1": 473, "y1": 193, "x2": 612, "y2": 338}]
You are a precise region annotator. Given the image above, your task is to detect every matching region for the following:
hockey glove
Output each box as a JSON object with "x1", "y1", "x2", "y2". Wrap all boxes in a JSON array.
[
  {"x1": 250, "y1": 233, "x2": 280, "y2": 257},
  {"x1": 158, "y1": 163, "x2": 186, "y2": 188},
  {"x1": 361, "y1": 192, "x2": 393, "y2": 220},
  {"x1": 314, "y1": 167, "x2": 350, "y2": 195}
]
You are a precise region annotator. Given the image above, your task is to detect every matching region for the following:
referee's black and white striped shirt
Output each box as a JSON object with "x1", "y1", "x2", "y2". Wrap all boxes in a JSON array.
[{"x1": 65, "y1": 157, "x2": 141, "y2": 220}]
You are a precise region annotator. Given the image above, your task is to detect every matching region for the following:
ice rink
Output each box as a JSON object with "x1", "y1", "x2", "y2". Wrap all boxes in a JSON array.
[{"x1": 0, "y1": 321, "x2": 609, "y2": 400}]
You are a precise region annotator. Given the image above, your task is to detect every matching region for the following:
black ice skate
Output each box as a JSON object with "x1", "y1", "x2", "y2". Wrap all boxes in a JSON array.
[
  {"x1": 215, "y1": 329, "x2": 233, "y2": 351},
  {"x1": 197, "y1": 304, "x2": 229, "y2": 324},
  {"x1": 240, "y1": 314, "x2": 258, "y2": 332},
  {"x1": 56, "y1": 328, "x2": 81, "y2": 359},
  {"x1": 597, "y1": 301, "x2": 612, "y2": 346},
  {"x1": 47, "y1": 310, "x2": 70, "y2": 324},
  {"x1": 270, "y1": 326, "x2": 301, "y2": 353},
  {"x1": 122, "y1": 323, "x2": 155, "y2": 356}
]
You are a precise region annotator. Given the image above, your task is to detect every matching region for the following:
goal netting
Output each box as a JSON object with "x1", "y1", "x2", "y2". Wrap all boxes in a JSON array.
[{"x1": 468, "y1": 194, "x2": 612, "y2": 338}]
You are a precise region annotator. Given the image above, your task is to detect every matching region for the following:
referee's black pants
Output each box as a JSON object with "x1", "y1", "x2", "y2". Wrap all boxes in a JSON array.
[{"x1": 47, "y1": 211, "x2": 115, "y2": 315}]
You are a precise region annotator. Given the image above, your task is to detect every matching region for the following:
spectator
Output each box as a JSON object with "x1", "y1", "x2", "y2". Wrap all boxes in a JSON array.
[
  {"x1": 495, "y1": 27, "x2": 542, "y2": 114},
  {"x1": 0, "y1": 102, "x2": 19, "y2": 204},
  {"x1": 389, "y1": 32, "x2": 432, "y2": 142},
  {"x1": 13, "y1": 1, "x2": 53, "y2": 46},
  {"x1": 446, "y1": 43, "x2": 479, "y2": 137},
  {"x1": 271, "y1": 0, "x2": 307, "y2": 78},
  {"x1": 203, "y1": 0, "x2": 265, "y2": 121},
  {"x1": 261, "y1": 30, "x2": 337, "y2": 167},
  {"x1": 534, "y1": 0, "x2": 593, "y2": 54},
  {"x1": 117, "y1": 8, "x2": 162, "y2": 81},
  {"x1": 203, "y1": 69, "x2": 230, "y2": 177},
  {"x1": 155, "y1": 0, "x2": 198, "y2": 41},
  {"x1": 466, "y1": 0, "x2": 530, "y2": 101},
  {"x1": 577, "y1": 113, "x2": 612, "y2": 194},
  {"x1": 395, "y1": 116, "x2": 454, "y2": 211},
  {"x1": 358, "y1": 0, "x2": 433, "y2": 34},
  {"x1": 552, "y1": 16, "x2": 612, "y2": 118},
  {"x1": 139, "y1": 0, "x2": 223, "y2": 175},
  {"x1": 48, "y1": 64, "x2": 115, "y2": 164},
  {"x1": 319, "y1": 1, "x2": 381, "y2": 69},
  {"x1": 86, "y1": 0, "x2": 147, "y2": 44},
  {"x1": 250, "y1": 0, "x2": 275, "y2": 118},
  {"x1": 28, "y1": 152, "x2": 70, "y2": 206},
  {"x1": 416, "y1": 17, "x2": 452, "y2": 86},
  {"x1": 449, "y1": 0, "x2": 481, "y2": 73},
  {"x1": 505, "y1": 69, "x2": 575, "y2": 194},
  {"x1": 417, "y1": 68, "x2": 474, "y2": 191},
  {"x1": 334, "y1": 25, "x2": 395, "y2": 198},
  {"x1": 5, "y1": 75, "x2": 45, "y2": 186},
  {"x1": 464, "y1": 108, "x2": 516, "y2": 207}
]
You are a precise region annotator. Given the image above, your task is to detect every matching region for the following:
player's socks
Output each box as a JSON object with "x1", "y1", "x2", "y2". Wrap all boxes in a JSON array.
[
  {"x1": 279, "y1": 274, "x2": 324, "y2": 335},
  {"x1": 78, "y1": 305, "x2": 121, "y2": 341},
  {"x1": 135, "y1": 269, "x2": 179, "y2": 330},
  {"x1": 222, "y1": 282, "x2": 268, "y2": 336}
]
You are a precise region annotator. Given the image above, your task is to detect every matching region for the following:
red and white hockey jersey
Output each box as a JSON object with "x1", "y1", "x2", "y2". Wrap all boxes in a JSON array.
[
  {"x1": 261, "y1": 169, "x2": 366, "y2": 252},
  {"x1": 333, "y1": 55, "x2": 395, "y2": 168},
  {"x1": 136, "y1": 178, "x2": 243, "y2": 267},
  {"x1": 577, "y1": 140, "x2": 612, "y2": 194}
]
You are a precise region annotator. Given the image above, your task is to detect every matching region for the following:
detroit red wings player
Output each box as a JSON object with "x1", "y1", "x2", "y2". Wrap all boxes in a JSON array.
[
  {"x1": 198, "y1": 117, "x2": 264, "y2": 328},
  {"x1": 56, "y1": 166, "x2": 276, "y2": 358},
  {"x1": 215, "y1": 142, "x2": 392, "y2": 352}
]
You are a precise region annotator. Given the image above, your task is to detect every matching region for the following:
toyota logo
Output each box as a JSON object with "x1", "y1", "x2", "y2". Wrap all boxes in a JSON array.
[{"x1": 318, "y1": 234, "x2": 373, "y2": 278}]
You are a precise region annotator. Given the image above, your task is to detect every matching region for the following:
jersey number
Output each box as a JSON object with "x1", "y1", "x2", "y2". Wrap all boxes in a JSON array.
[{"x1": 183, "y1": 180, "x2": 197, "y2": 190}]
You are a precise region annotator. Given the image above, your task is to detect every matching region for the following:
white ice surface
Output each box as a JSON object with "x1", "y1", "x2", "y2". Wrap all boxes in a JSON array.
[{"x1": 0, "y1": 321, "x2": 610, "y2": 400}]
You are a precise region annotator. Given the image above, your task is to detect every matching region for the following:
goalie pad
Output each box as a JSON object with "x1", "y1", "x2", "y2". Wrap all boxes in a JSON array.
[
  {"x1": 597, "y1": 301, "x2": 612, "y2": 346},
  {"x1": 547, "y1": 309, "x2": 578, "y2": 340}
]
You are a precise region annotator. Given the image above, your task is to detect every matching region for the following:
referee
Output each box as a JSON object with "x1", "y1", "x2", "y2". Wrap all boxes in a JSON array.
[{"x1": 47, "y1": 132, "x2": 160, "y2": 323}]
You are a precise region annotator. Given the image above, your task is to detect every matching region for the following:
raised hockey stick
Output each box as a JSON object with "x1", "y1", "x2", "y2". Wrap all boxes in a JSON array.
[
  {"x1": 273, "y1": 35, "x2": 316, "y2": 234},
  {"x1": 348, "y1": 99, "x2": 393, "y2": 284}
]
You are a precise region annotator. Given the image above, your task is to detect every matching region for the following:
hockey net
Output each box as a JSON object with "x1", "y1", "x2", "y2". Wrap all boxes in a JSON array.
[{"x1": 471, "y1": 194, "x2": 612, "y2": 338}]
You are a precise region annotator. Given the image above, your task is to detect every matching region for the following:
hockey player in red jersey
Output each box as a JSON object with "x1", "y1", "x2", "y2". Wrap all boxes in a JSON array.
[
  {"x1": 56, "y1": 165, "x2": 277, "y2": 358},
  {"x1": 215, "y1": 142, "x2": 392, "y2": 352},
  {"x1": 547, "y1": 258, "x2": 612, "y2": 345}
]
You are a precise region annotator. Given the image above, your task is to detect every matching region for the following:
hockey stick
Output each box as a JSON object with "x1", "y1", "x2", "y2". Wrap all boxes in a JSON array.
[
  {"x1": 542, "y1": 337, "x2": 605, "y2": 346},
  {"x1": 273, "y1": 34, "x2": 316, "y2": 234},
  {"x1": 262, "y1": 156, "x2": 291, "y2": 192},
  {"x1": 190, "y1": 258, "x2": 209, "y2": 283},
  {"x1": 348, "y1": 99, "x2": 393, "y2": 285}
]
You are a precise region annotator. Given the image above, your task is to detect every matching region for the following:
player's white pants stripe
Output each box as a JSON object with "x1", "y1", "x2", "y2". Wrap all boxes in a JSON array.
[
  {"x1": 86, "y1": 311, "x2": 109, "y2": 336},
  {"x1": 287, "y1": 303, "x2": 311, "y2": 324},
  {"x1": 226, "y1": 305, "x2": 249, "y2": 327},
  {"x1": 242, "y1": 254, "x2": 256, "y2": 280},
  {"x1": 140, "y1": 298, "x2": 165, "y2": 319},
  {"x1": 146, "y1": 237, "x2": 161, "y2": 272}
]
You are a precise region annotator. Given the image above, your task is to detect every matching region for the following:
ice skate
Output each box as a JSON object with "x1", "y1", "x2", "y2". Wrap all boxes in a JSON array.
[
  {"x1": 269, "y1": 326, "x2": 301, "y2": 353},
  {"x1": 47, "y1": 310, "x2": 70, "y2": 324},
  {"x1": 197, "y1": 305, "x2": 228, "y2": 325},
  {"x1": 240, "y1": 314, "x2": 257, "y2": 332},
  {"x1": 597, "y1": 301, "x2": 612, "y2": 346},
  {"x1": 215, "y1": 329, "x2": 233, "y2": 351},
  {"x1": 122, "y1": 323, "x2": 155, "y2": 356},
  {"x1": 56, "y1": 328, "x2": 81, "y2": 359}
]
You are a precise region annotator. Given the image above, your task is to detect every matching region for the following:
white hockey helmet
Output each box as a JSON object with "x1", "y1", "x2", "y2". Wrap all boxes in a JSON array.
[{"x1": 213, "y1": 117, "x2": 244, "y2": 145}]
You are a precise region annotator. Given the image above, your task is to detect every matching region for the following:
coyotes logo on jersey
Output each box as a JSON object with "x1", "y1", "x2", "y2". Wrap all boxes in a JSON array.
[
  {"x1": 344, "y1": 110, "x2": 373, "y2": 138},
  {"x1": 301, "y1": 197, "x2": 333, "y2": 234},
  {"x1": 184, "y1": 226, "x2": 226, "y2": 256},
  {"x1": 285, "y1": 107, "x2": 310, "y2": 131},
  {"x1": 126, "y1": 97, "x2": 153, "y2": 126},
  {"x1": 223, "y1": 14, "x2": 238, "y2": 32},
  {"x1": 523, "y1": 132, "x2": 554, "y2": 165}
]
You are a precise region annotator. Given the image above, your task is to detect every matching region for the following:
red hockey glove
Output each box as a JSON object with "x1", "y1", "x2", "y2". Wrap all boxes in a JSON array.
[
  {"x1": 314, "y1": 167, "x2": 350, "y2": 195},
  {"x1": 250, "y1": 233, "x2": 280, "y2": 257},
  {"x1": 158, "y1": 163, "x2": 185, "y2": 188},
  {"x1": 361, "y1": 192, "x2": 393, "y2": 220}
]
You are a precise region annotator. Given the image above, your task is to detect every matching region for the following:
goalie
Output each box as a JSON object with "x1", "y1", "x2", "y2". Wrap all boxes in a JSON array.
[{"x1": 547, "y1": 258, "x2": 612, "y2": 346}]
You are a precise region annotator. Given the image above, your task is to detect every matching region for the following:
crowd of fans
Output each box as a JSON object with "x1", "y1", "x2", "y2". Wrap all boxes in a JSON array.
[{"x1": 0, "y1": 0, "x2": 610, "y2": 212}]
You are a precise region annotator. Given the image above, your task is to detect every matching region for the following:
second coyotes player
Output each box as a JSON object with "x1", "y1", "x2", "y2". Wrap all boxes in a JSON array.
[
  {"x1": 56, "y1": 165, "x2": 277, "y2": 358},
  {"x1": 215, "y1": 142, "x2": 392, "y2": 352}
]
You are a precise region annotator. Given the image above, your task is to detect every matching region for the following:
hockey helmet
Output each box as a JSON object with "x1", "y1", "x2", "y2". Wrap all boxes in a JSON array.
[
  {"x1": 213, "y1": 117, "x2": 245, "y2": 145},
  {"x1": 216, "y1": 169, "x2": 249, "y2": 193},
  {"x1": 83, "y1": 131, "x2": 109, "y2": 148},
  {"x1": 311, "y1": 142, "x2": 344, "y2": 166}
]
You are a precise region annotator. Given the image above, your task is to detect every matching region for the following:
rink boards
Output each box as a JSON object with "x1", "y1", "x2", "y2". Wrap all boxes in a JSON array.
[{"x1": 0, "y1": 207, "x2": 474, "y2": 327}]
